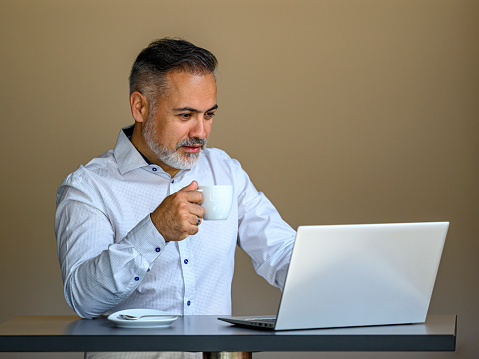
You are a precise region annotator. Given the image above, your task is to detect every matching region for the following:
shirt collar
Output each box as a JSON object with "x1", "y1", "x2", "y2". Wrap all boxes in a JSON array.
[{"x1": 113, "y1": 125, "x2": 150, "y2": 175}]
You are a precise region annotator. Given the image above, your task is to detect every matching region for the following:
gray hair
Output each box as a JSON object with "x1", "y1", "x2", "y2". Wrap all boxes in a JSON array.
[{"x1": 129, "y1": 38, "x2": 218, "y2": 109}]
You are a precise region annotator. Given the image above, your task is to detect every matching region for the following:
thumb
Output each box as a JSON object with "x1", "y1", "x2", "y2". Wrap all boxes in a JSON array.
[{"x1": 180, "y1": 181, "x2": 198, "y2": 192}]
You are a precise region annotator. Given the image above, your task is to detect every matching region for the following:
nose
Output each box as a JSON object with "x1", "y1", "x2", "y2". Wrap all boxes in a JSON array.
[{"x1": 189, "y1": 117, "x2": 208, "y2": 139}]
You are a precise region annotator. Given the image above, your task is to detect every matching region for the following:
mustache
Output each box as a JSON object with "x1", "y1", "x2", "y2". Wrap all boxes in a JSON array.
[{"x1": 175, "y1": 137, "x2": 207, "y2": 150}]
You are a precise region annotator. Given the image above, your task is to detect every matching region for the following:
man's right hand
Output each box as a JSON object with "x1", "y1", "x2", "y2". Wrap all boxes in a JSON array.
[{"x1": 150, "y1": 181, "x2": 205, "y2": 242}]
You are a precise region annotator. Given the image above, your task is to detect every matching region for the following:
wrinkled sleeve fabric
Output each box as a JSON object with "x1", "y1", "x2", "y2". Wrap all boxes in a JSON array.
[
  {"x1": 233, "y1": 159, "x2": 296, "y2": 290},
  {"x1": 55, "y1": 173, "x2": 167, "y2": 319}
]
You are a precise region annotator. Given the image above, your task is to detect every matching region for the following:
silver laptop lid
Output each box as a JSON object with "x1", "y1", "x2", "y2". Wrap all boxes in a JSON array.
[{"x1": 274, "y1": 222, "x2": 448, "y2": 330}]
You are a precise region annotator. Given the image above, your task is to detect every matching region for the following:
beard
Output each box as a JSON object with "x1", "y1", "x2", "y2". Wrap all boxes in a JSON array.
[{"x1": 142, "y1": 113, "x2": 207, "y2": 170}]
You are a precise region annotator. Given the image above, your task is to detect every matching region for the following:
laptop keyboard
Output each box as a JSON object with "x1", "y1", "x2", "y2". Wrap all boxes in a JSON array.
[{"x1": 254, "y1": 318, "x2": 276, "y2": 323}]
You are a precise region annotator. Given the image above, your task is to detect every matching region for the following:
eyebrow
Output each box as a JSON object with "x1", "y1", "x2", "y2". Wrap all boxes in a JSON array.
[{"x1": 173, "y1": 104, "x2": 218, "y2": 113}]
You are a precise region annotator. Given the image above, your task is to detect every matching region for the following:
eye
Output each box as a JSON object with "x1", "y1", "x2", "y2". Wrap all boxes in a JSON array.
[
  {"x1": 179, "y1": 113, "x2": 192, "y2": 120},
  {"x1": 205, "y1": 112, "x2": 216, "y2": 119}
]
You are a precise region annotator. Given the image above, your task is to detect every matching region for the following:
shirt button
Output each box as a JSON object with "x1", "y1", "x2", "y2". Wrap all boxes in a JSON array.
[
  {"x1": 184, "y1": 259, "x2": 188, "y2": 264},
  {"x1": 134, "y1": 277, "x2": 140, "y2": 281},
  {"x1": 152, "y1": 168, "x2": 157, "y2": 172},
  {"x1": 171, "y1": 179, "x2": 175, "y2": 183},
  {"x1": 156, "y1": 247, "x2": 161, "y2": 252},
  {"x1": 187, "y1": 301, "x2": 191, "y2": 306}
]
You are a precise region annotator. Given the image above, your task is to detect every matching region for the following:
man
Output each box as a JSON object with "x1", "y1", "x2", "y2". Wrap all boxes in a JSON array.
[{"x1": 55, "y1": 38, "x2": 296, "y2": 358}]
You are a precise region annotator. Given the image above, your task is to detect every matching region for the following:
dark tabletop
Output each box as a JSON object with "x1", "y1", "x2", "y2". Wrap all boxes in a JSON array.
[{"x1": 0, "y1": 314, "x2": 456, "y2": 352}]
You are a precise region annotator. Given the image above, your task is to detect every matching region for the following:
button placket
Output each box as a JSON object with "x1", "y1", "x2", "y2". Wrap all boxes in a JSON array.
[{"x1": 177, "y1": 239, "x2": 195, "y2": 314}]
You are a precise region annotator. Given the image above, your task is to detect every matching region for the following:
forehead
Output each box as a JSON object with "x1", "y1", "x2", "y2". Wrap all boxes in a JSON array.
[{"x1": 161, "y1": 71, "x2": 217, "y2": 108}]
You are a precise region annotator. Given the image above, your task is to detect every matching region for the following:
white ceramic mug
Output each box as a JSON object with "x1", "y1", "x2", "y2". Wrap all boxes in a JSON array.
[{"x1": 197, "y1": 185, "x2": 233, "y2": 220}]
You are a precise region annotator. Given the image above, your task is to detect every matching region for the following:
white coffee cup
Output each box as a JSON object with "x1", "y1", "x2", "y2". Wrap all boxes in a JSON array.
[{"x1": 197, "y1": 185, "x2": 233, "y2": 220}]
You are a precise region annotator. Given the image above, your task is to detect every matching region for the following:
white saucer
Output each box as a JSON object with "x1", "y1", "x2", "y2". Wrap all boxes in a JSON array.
[{"x1": 108, "y1": 309, "x2": 179, "y2": 328}]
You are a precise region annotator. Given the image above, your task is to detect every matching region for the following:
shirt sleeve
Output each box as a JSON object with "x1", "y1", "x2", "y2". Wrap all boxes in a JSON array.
[
  {"x1": 55, "y1": 175, "x2": 167, "y2": 319},
  {"x1": 234, "y1": 161, "x2": 296, "y2": 289}
]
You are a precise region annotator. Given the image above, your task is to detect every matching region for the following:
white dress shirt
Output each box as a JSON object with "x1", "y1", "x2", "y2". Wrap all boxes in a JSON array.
[{"x1": 55, "y1": 125, "x2": 296, "y2": 319}]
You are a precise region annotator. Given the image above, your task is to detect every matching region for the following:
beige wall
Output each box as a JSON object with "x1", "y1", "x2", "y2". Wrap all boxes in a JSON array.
[{"x1": 1, "y1": 0, "x2": 478, "y2": 358}]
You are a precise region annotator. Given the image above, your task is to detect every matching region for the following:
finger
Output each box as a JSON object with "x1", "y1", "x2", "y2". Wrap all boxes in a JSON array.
[
  {"x1": 190, "y1": 203, "x2": 205, "y2": 218},
  {"x1": 192, "y1": 215, "x2": 201, "y2": 226},
  {"x1": 179, "y1": 181, "x2": 198, "y2": 192},
  {"x1": 184, "y1": 189, "x2": 203, "y2": 205},
  {"x1": 177, "y1": 181, "x2": 202, "y2": 204},
  {"x1": 189, "y1": 224, "x2": 200, "y2": 236}
]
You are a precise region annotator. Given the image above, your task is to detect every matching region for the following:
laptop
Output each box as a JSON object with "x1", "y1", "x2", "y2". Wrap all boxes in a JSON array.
[{"x1": 219, "y1": 222, "x2": 449, "y2": 330}]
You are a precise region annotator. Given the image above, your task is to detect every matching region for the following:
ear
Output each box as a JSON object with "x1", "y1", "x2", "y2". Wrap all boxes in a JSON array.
[{"x1": 130, "y1": 91, "x2": 149, "y2": 123}]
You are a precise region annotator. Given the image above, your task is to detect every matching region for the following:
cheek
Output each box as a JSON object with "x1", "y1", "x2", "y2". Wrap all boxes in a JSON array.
[
  {"x1": 159, "y1": 125, "x2": 186, "y2": 146},
  {"x1": 205, "y1": 121, "x2": 213, "y2": 137}
]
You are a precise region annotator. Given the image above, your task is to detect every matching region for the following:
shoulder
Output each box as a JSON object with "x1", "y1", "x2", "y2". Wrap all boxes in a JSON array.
[{"x1": 57, "y1": 149, "x2": 116, "y2": 196}]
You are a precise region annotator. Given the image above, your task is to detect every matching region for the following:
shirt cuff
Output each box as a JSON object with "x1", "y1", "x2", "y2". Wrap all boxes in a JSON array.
[{"x1": 125, "y1": 214, "x2": 167, "y2": 264}]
